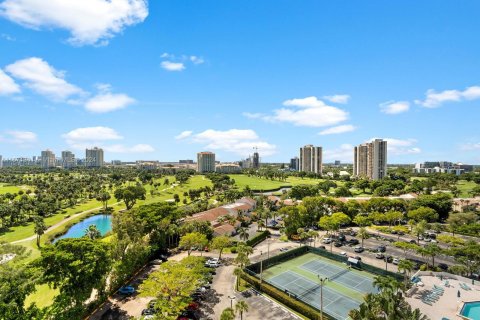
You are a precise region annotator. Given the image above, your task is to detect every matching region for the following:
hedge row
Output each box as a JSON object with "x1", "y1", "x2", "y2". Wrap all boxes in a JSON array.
[
  {"x1": 246, "y1": 230, "x2": 271, "y2": 247},
  {"x1": 241, "y1": 272, "x2": 334, "y2": 320}
]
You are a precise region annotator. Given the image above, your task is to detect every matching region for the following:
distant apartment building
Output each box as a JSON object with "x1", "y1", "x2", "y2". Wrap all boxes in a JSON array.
[
  {"x1": 299, "y1": 145, "x2": 322, "y2": 174},
  {"x1": 239, "y1": 151, "x2": 260, "y2": 169},
  {"x1": 290, "y1": 157, "x2": 299, "y2": 171},
  {"x1": 197, "y1": 151, "x2": 215, "y2": 173},
  {"x1": 334, "y1": 160, "x2": 341, "y2": 166},
  {"x1": 413, "y1": 162, "x2": 473, "y2": 175},
  {"x1": 252, "y1": 151, "x2": 260, "y2": 169},
  {"x1": 353, "y1": 139, "x2": 387, "y2": 180},
  {"x1": 41, "y1": 150, "x2": 56, "y2": 169},
  {"x1": 0, "y1": 155, "x2": 2, "y2": 169},
  {"x1": 215, "y1": 163, "x2": 241, "y2": 173},
  {"x1": 85, "y1": 147, "x2": 104, "y2": 168},
  {"x1": 61, "y1": 151, "x2": 76, "y2": 169},
  {"x1": 179, "y1": 159, "x2": 194, "y2": 164}
]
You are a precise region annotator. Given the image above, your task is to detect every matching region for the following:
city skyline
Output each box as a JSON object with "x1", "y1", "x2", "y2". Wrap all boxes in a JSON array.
[{"x1": 1, "y1": 1, "x2": 480, "y2": 163}]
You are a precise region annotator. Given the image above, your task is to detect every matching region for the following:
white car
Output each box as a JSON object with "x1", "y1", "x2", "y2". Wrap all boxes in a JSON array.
[
  {"x1": 340, "y1": 251, "x2": 347, "y2": 256},
  {"x1": 323, "y1": 238, "x2": 332, "y2": 244},
  {"x1": 392, "y1": 258, "x2": 400, "y2": 265}
]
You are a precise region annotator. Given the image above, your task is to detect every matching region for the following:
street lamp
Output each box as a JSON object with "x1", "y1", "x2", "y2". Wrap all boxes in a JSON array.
[
  {"x1": 228, "y1": 295, "x2": 236, "y2": 309},
  {"x1": 267, "y1": 236, "x2": 271, "y2": 260},
  {"x1": 260, "y1": 251, "x2": 263, "y2": 285},
  {"x1": 318, "y1": 275, "x2": 328, "y2": 320}
]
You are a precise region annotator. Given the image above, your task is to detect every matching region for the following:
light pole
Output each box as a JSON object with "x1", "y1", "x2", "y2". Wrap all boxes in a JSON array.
[
  {"x1": 260, "y1": 251, "x2": 263, "y2": 285},
  {"x1": 228, "y1": 295, "x2": 236, "y2": 309},
  {"x1": 318, "y1": 275, "x2": 328, "y2": 320},
  {"x1": 267, "y1": 236, "x2": 271, "y2": 259}
]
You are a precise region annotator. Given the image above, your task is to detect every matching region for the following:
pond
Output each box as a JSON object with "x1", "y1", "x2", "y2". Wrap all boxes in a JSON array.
[{"x1": 54, "y1": 214, "x2": 112, "y2": 243}]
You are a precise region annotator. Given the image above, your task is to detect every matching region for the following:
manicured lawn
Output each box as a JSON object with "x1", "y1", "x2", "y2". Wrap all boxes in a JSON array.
[
  {"x1": 231, "y1": 175, "x2": 290, "y2": 191},
  {"x1": 456, "y1": 180, "x2": 476, "y2": 198},
  {"x1": 0, "y1": 183, "x2": 31, "y2": 195}
]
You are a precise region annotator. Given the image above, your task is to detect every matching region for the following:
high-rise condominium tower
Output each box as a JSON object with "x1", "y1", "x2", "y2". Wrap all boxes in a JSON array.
[
  {"x1": 197, "y1": 151, "x2": 215, "y2": 173},
  {"x1": 61, "y1": 150, "x2": 76, "y2": 169},
  {"x1": 299, "y1": 145, "x2": 322, "y2": 174},
  {"x1": 41, "y1": 150, "x2": 56, "y2": 169},
  {"x1": 353, "y1": 139, "x2": 387, "y2": 180},
  {"x1": 85, "y1": 147, "x2": 104, "y2": 168}
]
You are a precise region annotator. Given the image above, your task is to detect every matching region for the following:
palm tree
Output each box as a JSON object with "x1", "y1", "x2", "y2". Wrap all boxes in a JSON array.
[
  {"x1": 412, "y1": 220, "x2": 428, "y2": 244},
  {"x1": 84, "y1": 224, "x2": 102, "y2": 240},
  {"x1": 235, "y1": 301, "x2": 249, "y2": 320},
  {"x1": 423, "y1": 243, "x2": 442, "y2": 268},
  {"x1": 257, "y1": 220, "x2": 265, "y2": 231},
  {"x1": 220, "y1": 307, "x2": 235, "y2": 320},
  {"x1": 34, "y1": 216, "x2": 47, "y2": 247},
  {"x1": 233, "y1": 267, "x2": 244, "y2": 291},
  {"x1": 358, "y1": 227, "x2": 369, "y2": 247},
  {"x1": 398, "y1": 259, "x2": 414, "y2": 285},
  {"x1": 238, "y1": 227, "x2": 250, "y2": 242}
]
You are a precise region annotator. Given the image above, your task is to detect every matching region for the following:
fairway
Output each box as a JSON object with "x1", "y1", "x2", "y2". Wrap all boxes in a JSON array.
[{"x1": 262, "y1": 252, "x2": 377, "y2": 320}]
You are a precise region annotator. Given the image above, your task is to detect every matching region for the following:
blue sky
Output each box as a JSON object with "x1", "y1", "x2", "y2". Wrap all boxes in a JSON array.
[{"x1": 1, "y1": 0, "x2": 480, "y2": 163}]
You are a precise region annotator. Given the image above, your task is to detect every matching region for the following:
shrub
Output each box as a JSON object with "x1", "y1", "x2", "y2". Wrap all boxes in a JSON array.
[
  {"x1": 246, "y1": 230, "x2": 271, "y2": 247},
  {"x1": 230, "y1": 246, "x2": 237, "y2": 254}
]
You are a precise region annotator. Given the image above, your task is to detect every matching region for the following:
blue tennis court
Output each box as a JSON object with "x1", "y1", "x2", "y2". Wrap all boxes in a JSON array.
[
  {"x1": 300, "y1": 259, "x2": 378, "y2": 294},
  {"x1": 267, "y1": 271, "x2": 361, "y2": 320}
]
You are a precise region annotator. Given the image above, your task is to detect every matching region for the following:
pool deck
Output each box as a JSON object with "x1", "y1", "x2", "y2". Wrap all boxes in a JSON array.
[{"x1": 406, "y1": 273, "x2": 480, "y2": 320}]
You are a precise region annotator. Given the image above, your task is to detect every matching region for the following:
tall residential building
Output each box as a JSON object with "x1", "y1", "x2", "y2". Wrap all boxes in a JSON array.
[
  {"x1": 353, "y1": 139, "x2": 387, "y2": 180},
  {"x1": 252, "y1": 151, "x2": 260, "y2": 169},
  {"x1": 197, "y1": 151, "x2": 216, "y2": 173},
  {"x1": 0, "y1": 155, "x2": 3, "y2": 168},
  {"x1": 85, "y1": 147, "x2": 104, "y2": 168},
  {"x1": 289, "y1": 157, "x2": 299, "y2": 171},
  {"x1": 41, "y1": 150, "x2": 56, "y2": 169},
  {"x1": 299, "y1": 145, "x2": 323, "y2": 174},
  {"x1": 61, "y1": 151, "x2": 76, "y2": 169}
]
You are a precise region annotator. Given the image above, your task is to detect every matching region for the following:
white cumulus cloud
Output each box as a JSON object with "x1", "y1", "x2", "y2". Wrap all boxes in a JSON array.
[
  {"x1": 323, "y1": 144, "x2": 354, "y2": 162},
  {"x1": 5, "y1": 57, "x2": 83, "y2": 101},
  {"x1": 415, "y1": 85, "x2": 480, "y2": 108},
  {"x1": 245, "y1": 97, "x2": 348, "y2": 127},
  {"x1": 319, "y1": 124, "x2": 356, "y2": 135},
  {"x1": 62, "y1": 126, "x2": 154, "y2": 153},
  {"x1": 0, "y1": 130, "x2": 38, "y2": 147},
  {"x1": 380, "y1": 101, "x2": 410, "y2": 114},
  {"x1": 0, "y1": 0, "x2": 148, "y2": 46},
  {"x1": 185, "y1": 129, "x2": 276, "y2": 157},
  {"x1": 160, "y1": 61, "x2": 185, "y2": 72},
  {"x1": 175, "y1": 131, "x2": 193, "y2": 140},
  {"x1": 0, "y1": 69, "x2": 20, "y2": 95},
  {"x1": 322, "y1": 94, "x2": 350, "y2": 104},
  {"x1": 85, "y1": 92, "x2": 135, "y2": 113}
]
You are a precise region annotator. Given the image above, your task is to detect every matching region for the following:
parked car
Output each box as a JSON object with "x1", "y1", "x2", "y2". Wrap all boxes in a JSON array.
[
  {"x1": 149, "y1": 259, "x2": 162, "y2": 265},
  {"x1": 148, "y1": 299, "x2": 158, "y2": 309},
  {"x1": 377, "y1": 245, "x2": 386, "y2": 253},
  {"x1": 205, "y1": 260, "x2": 221, "y2": 268},
  {"x1": 338, "y1": 234, "x2": 346, "y2": 242},
  {"x1": 392, "y1": 258, "x2": 400, "y2": 265},
  {"x1": 384, "y1": 256, "x2": 393, "y2": 263},
  {"x1": 340, "y1": 252, "x2": 347, "y2": 256},
  {"x1": 178, "y1": 310, "x2": 200, "y2": 320},
  {"x1": 334, "y1": 241, "x2": 343, "y2": 247},
  {"x1": 118, "y1": 286, "x2": 135, "y2": 295},
  {"x1": 348, "y1": 229, "x2": 357, "y2": 236},
  {"x1": 354, "y1": 256, "x2": 362, "y2": 261},
  {"x1": 354, "y1": 246, "x2": 364, "y2": 253},
  {"x1": 319, "y1": 245, "x2": 326, "y2": 250},
  {"x1": 323, "y1": 238, "x2": 332, "y2": 244},
  {"x1": 409, "y1": 240, "x2": 417, "y2": 244},
  {"x1": 438, "y1": 263, "x2": 449, "y2": 271},
  {"x1": 142, "y1": 308, "x2": 156, "y2": 316},
  {"x1": 375, "y1": 253, "x2": 385, "y2": 259},
  {"x1": 348, "y1": 239, "x2": 360, "y2": 245}
]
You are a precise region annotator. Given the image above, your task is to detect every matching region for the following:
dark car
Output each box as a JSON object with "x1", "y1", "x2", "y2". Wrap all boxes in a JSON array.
[
  {"x1": 142, "y1": 308, "x2": 156, "y2": 316},
  {"x1": 409, "y1": 239, "x2": 417, "y2": 244},
  {"x1": 354, "y1": 246, "x2": 364, "y2": 253},
  {"x1": 319, "y1": 245, "x2": 326, "y2": 250},
  {"x1": 178, "y1": 310, "x2": 200, "y2": 320},
  {"x1": 384, "y1": 256, "x2": 393, "y2": 263},
  {"x1": 334, "y1": 241, "x2": 343, "y2": 247},
  {"x1": 348, "y1": 239, "x2": 359, "y2": 245},
  {"x1": 338, "y1": 234, "x2": 346, "y2": 242},
  {"x1": 377, "y1": 245, "x2": 386, "y2": 253},
  {"x1": 354, "y1": 256, "x2": 362, "y2": 261},
  {"x1": 438, "y1": 263, "x2": 449, "y2": 271}
]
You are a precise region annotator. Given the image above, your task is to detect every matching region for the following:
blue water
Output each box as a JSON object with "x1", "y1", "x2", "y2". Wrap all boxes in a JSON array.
[
  {"x1": 54, "y1": 215, "x2": 112, "y2": 242},
  {"x1": 461, "y1": 301, "x2": 480, "y2": 320}
]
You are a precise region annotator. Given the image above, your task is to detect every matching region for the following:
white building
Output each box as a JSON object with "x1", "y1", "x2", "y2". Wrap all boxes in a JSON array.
[
  {"x1": 41, "y1": 150, "x2": 56, "y2": 169},
  {"x1": 299, "y1": 145, "x2": 322, "y2": 174},
  {"x1": 353, "y1": 139, "x2": 387, "y2": 180},
  {"x1": 85, "y1": 147, "x2": 104, "y2": 168},
  {"x1": 197, "y1": 151, "x2": 216, "y2": 173}
]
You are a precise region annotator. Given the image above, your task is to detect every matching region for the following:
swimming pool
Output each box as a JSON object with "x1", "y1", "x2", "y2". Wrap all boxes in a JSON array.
[{"x1": 461, "y1": 301, "x2": 480, "y2": 320}]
